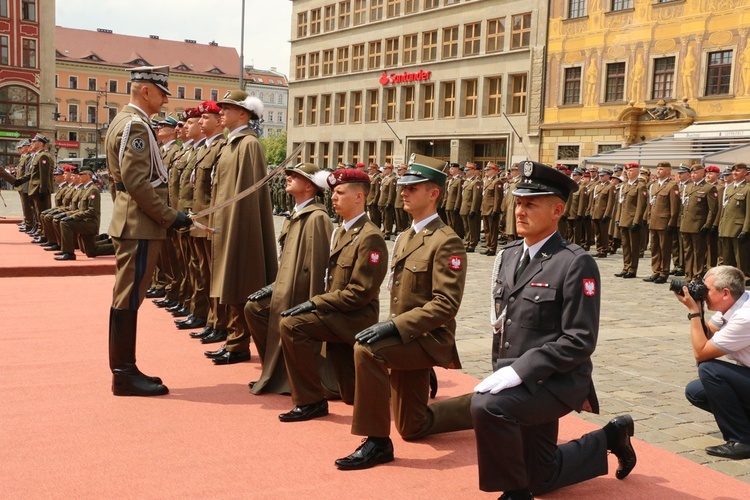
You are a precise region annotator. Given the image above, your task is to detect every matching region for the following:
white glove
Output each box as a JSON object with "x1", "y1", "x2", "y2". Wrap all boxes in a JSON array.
[{"x1": 474, "y1": 366, "x2": 522, "y2": 394}]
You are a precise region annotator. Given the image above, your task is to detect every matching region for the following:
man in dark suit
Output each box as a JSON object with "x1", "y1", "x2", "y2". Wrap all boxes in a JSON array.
[{"x1": 471, "y1": 161, "x2": 636, "y2": 499}]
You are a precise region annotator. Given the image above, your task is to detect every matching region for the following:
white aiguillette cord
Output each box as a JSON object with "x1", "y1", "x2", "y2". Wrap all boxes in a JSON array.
[{"x1": 187, "y1": 141, "x2": 306, "y2": 234}]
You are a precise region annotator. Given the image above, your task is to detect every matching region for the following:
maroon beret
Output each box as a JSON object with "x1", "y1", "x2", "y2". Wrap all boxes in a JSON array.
[
  {"x1": 327, "y1": 168, "x2": 371, "y2": 188},
  {"x1": 198, "y1": 100, "x2": 221, "y2": 114},
  {"x1": 183, "y1": 107, "x2": 201, "y2": 119},
  {"x1": 705, "y1": 165, "x2": 720, "y2": 173}
]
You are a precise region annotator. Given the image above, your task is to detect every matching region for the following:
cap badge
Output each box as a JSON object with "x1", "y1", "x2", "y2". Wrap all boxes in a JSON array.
[{"x1": 523, "y1": 161, "x2": 534, "y2": 177}]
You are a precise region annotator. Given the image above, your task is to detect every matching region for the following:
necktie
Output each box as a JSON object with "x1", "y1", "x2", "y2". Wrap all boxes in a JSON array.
[
  {"x1": 334, "y1": 227, "x2": 346, "y2": 247},
  {"x1": 514, "y1": 249, "x2": 530, "y2": 283}
]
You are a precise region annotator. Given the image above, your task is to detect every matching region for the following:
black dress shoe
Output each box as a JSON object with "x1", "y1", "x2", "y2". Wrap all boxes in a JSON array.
[
  {"x1": 705, "y1": 441, "x2": 750, "y2": 460},
  {"x1": 642, "y1": 275, "x2": 657, "y2": 282},
  {"x1": 335, "y1": 437, "x2": 394, "y2": 470},
  {"x1": 654, "y1": 277, "x2": 667, "y2": 284},
  {"x1": 200, "y1": 329, "x2": 227, "y2": 344},
  {"x1": 498, "y1": 490, "x2": 534, "y2": 500},
  {"x1": 608, "y1": 414, "x2": 636, "y2": 480},
  {"x1": 614, "y1": 272, "x2": 626, "y2": 277},
  {"x1": 32, "y1": 237, "x2": 47, "y2": 244},
  {"x1": 146, "y1": 288, "x2": 166, "y2": 298},
  {"x1": 484, "y1": 251, "x2": 496, "y2": 256},
  {"x1": 279, "y1": 400, "x2": 329, "y2": 422},
  {"x1": 673, "y1": 270, "x2": 685, "y2": 277},
  {"x1": 204, "y1": 344, "x2": 227, "y2": 358},
  {"x1": 465, "y1": 247, "x2": 475, "y2": 253},
  {"x1": 165, "y1": 303, "x2": 183, "y2": 313},
  {"x1": 174, "y1": 314, "x2": 194, "y2": 325},
  {"x1": 212, "y1": 350, "x2": 251, "y2": 365},
  {"x1": 176, "y1": 317, "x2": 207, "y2": 330},
  {"x1": 154, "y1": 298, "x2": 178, "y2": 308},
  {"x1": 44, "y1": 244, "x2": 61, "y2": 251},
  {"x1": 622, "y1": 273, "x2": 636, "y2": 279},
  {"x1": 190, "y1": 326, "x2": 213, "y2": 339},
  {"x1": 171, "y1": 307, "x2": 190, "y2": 318},
  {"x1": 39, "y1": 241, "x2": 53, "y2": 247},
  {"x1": 112, "y1": 369, "x2": 169, "y2": 397},
  {"x1": 54, "y1": 252, "x2": 76, "y2": 261}
]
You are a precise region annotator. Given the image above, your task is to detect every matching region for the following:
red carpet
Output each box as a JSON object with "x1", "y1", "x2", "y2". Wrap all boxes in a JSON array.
[{"x1": 1, "y1": 240, "x2": 749, "y2": 498}]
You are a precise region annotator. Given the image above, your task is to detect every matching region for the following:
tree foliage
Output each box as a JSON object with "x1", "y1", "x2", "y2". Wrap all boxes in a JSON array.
[{"x1": 260, "y1": 130, "x2": 288, "y2": 166}]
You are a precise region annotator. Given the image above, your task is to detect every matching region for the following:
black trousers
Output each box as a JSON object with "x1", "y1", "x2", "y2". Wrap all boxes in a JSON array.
[{"x1": 471, "y1": 385, "x2": 608, "y2": 494}]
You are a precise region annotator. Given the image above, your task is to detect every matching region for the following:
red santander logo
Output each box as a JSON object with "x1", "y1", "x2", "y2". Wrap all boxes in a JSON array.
[{"x1": 379, "y1": 69, "x2": 432, "y2": 86}]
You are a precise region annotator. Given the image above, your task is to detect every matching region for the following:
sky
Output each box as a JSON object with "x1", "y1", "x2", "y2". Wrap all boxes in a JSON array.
[{"x1": 55, "y1": 0, "x2": 294, "y2": 75}]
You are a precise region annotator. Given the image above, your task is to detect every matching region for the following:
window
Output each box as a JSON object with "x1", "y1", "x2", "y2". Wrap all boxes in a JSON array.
[
  {"x1": 22, "y1": 39, "x2": 36, "y2": 68},
  {"x1": 403, "y1": 34, "x2": 418, "y2": 64},
  {"x1": 370, "y1": 0, "x2": 384, "y2": 21},
  {"x1": 278, "y1": 111, "x2": 284, "y2": 122},
  {"x1": 87, "y1": 105, "x2": 96, "y2": 124},
  {"x1": 605, "y1": 62, "x2": 626, "y2": 102},
  {"x1": 352, "y1": 44, "x2": 365, "y2": 71},
  {"x1": 0, "y1": 35, "x2": 8, "y2": 65},
  {"x1": 368, "y1": 41, "x2": 382, "y2": 69},
  {"x1": 307, "y1": 95, "x2": 318, "y2": 125},
  {"x1": 350, "y1": 141, "x2": 361, "y2": 164},
  {"x1": 405, "y1": 0, "x2": 418, "y2": 14},
  {"x1": 310, "y1": 8, "x2": 322, "y2": 35},
  {"x1": 279, "y1": 95, "x2": 284, "y2": 105},
  {"x1": 487, "y1": 18, "x2": 505, "y2": 53},
  {"x1": 307, "y1": 143, "x2": 316, "y2": 164},
  {"x1": 322, "y1": 94, "x2": 332, "y2": 124},
  {"x1": 177, "y1": 86, "x2": 186, "y2": 99},
  {"x1": 339, "y1": 1, "x2": 351, "y2": 28},
  {"x1": 425, "y1": 0, "x2": 439, "y2": 9},
  {"x1": 0, "y1": 86, "x2": 38, "y2": 127},
  {"x1": 611, "y1": 0, "x2": 632, "y2": 11},
  {"x1": 296, "y1": 54, "x2": 307, "y2": 80},
  {"x1": 351, "y1": 91, "x2": 363, "y2": 122},
  {"x1": 367, "y1": 89, "x2": 379, "y2": 122},
  {"x1": 568, "y1": 0, "x2": 586, "y2": 19},
  {"x1": 126, "y1": 82, "x2": 131, "y2": 94},
  {"x1": 336, "y1": 92, "x2": 347, "y2": 123},
  {"x1": 320, "y1": 142, "x2": 331, "y2": 168},
  {"x1": 309, "y1": 52, "x2": 320, "y2": 78},
  {"x1": 365, "y1": 141, "x2": 377, "y2": 164},
  {"x1": 334, "y1": 141, "x2": 345, "y2": 164},
  {"x1": 383, "y1": 141, "x2": 394, "y2": 165},
  {"x1": 295, "y1": 97, "x2": 304, "y2": 125},
  {"x1": 402, "y1": 85, "x2": 415, "y2": 120},
  {"x1": 464, "y1": 22, "x2": 481, "y2": 56},
  {"x1": 706, "y1": 50, "x2": 733, "y2": 96},
  {"x1": 337, "y1": 47, "x2": 350, "y2": 73},
  {"x1": 557, "y1": 145, "x2": 581, "y2": 164},
  {"x1": 442, "y1": 26, "x2": 459, "y2": 59},
  {"x1": 422, "y1": 83, "x2": 435, "y2": 119},
  {"x1": 354, "y1": 0, "x2": 366, "y2": 25},
  {"x1": 445, "y1": 0, "x2": 460, "y2": 4},
  {"x1": 384, "y1": 88, "x2": 396, "y2": 121},
  {"x1": 211, "y1": 89, "x2": 219, "y2": 101},
  {"x1": 463, "y1": 79, "x2": 478, "y2": 117},
  {"x1": 651, "y1": 56, "x2": 675, "y2": 100},
  {"x1": 87, "y1": 78, "x2": 96, "y2": 91},
  {"x1": 486, "y1": 76, "x2": 502, "y2": 115},
  {"x1": 267, "y1": 112, "x2": 273, "y2": 123},
  {"x1": 68, "y1": 76, "x2": 78, "y2": 89},
  {"x1": 511, "y1": 13, "x2": 531, "y2": 49},
  {"x1": 441, "y1": 81, "x2": 456, "y2": 118},
  {"x1": 323, "y1": 49, "x2": 334, "y2": 76},
  {"x1": 563, "y1": 67, "x2": 582, "y2": 104},
  {"x1": 21, "y1": 0, "x2": 36, "y2": 21},
  {"x1": 69, "y1": 132, "x2": 77, "y2": 142},
  {"x1": 109, "y1": 107, "x2": 117, "y2": 122},
  {"x1": 0, "y1": 0, "x2": 7, "y2": 17},
  {"x1": 297, "y1": 12, "x2": 308, "y2": 37},
  {"x1": 68, "y1": 104, "x2": 78, "y2": 122},
  {"x1": 423, "y1": 30, "x2": 438, "y2": 62},
  {"x1": 324, "y1": 4, "x2": 336, "y2": 31},
  {"x1": 598, "y1": 143, "x2": 621, "y2": 153},
  {"x1": 387, "y1": 0, "x2": 400, "y2": 17},
  {"x1": 109, "y1": 80, "x2": 118, "y2": 93},
  {"x1": 385, "y1": 38, "x2": 399, "y2": 67},
  {"x1": 510, "y1": 74, "x2": 527, "y2": 114},
  {"x1": 194, "y1": 88, "x2": 202, "y2": 100}
]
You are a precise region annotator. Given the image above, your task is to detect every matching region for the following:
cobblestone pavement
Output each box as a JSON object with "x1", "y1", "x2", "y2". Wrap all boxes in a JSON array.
[{"x1": 2, "y1": 192, "x2": 748, "y2": 483}]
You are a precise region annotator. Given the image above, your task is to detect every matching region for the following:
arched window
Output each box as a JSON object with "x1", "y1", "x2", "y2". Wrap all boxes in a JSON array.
[{"x1": 0, "y1": 85, "x2": 39, "y2": 128}]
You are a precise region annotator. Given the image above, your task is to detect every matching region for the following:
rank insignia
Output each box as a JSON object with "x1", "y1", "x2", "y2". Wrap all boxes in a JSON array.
[
  {"x1": 449, "y1": 255, "x2": 463, "y2": 270},
  {"x1": 369, "y1": 251, "x2": 381, "y2": 265},
  {"x1": 583, "y1": 278, "x2": 596, "y2": 297}
]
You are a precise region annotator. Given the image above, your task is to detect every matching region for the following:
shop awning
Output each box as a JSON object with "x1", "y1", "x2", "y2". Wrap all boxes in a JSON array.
[{"x1": 582, "y1": 120, "x2": 750, "y2": 168}]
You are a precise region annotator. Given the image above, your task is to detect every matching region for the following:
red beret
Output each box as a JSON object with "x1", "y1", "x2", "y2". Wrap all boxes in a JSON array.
[
  {"x1": 705, "y1": 165, "x2": 720, "y2": 173},
  {"x1": 327, "y1": 168, "x2": 371, "y2": 188},
  {"x1": 625, "y1": 162, "x2": 639, "y2": 170},
  {"x1": 183, "y1": 107, "x2": 201, "y2": 119},
  {"x1": 355, "y1": 162, "x2": 365, "y2": 168},
  {"x1": 198, "y1": 100, "x2": 221, "y2": 114}
]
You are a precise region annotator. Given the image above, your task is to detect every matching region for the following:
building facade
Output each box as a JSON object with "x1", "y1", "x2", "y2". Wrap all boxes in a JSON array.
[
  {"x1": 287, "y1": 0, "x2": 548, "y2": 169},
  {"x1": 245, "y1": 66, "x2": 289, "y2": 137},
  {"x1": 0, "y1": 0, "x2": 56, "y2": 168},
  {"x1": 542, "y1": 0, "x2": 750, "y2": 167}
]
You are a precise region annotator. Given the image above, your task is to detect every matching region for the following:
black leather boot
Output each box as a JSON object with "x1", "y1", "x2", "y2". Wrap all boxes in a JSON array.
[{"x1": 109, "y1": 307, "x2": 168, "y2": 396}]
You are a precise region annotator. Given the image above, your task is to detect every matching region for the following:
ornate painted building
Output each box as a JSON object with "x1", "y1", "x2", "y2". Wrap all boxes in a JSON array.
[{"x1": 541, "y1": 0, "x2": 750, "y2": 168}]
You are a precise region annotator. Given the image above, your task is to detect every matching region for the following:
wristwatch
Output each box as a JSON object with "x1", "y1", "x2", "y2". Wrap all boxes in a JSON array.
[{"x1": 687, "y1": 312, "x2": 701, "y2": 320}]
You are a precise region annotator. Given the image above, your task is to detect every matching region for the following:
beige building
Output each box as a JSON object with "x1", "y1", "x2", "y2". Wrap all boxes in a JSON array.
[
  {"x1": 287, "y1": 0, "x2": 549, "y2": 169},
  {"x1": 245, "y1": 65, "x2": 289, "y2": 138}
]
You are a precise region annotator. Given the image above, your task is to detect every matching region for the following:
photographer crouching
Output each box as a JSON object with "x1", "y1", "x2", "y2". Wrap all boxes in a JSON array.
[{"x1": 673, "y1": 265, "x2": 750, "y2": 460}]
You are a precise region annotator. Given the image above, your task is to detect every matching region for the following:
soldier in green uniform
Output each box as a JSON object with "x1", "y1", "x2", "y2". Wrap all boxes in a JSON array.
[
  {"x1": 718, "y1": 163, "x2": 750, "y2": 281},
  {"x1": 642, "y1": 162, "x2": 680, "y2": 283},
  {"x1": 55, "y1": 165, "x2": 103, "y2": 260},
  {"x1": 460, "y1": 162, "x2": 482, "y2": 252},
  {"x1": 615, "y1": 163, "x2": 648, "y2": 278},
  {"x1": 679, "y1": 163, "x2": 718, "y2": 282}
]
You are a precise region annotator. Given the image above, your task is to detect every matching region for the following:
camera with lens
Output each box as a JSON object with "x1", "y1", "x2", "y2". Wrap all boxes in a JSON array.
[{"x1": 669, "y1": 277, "x2": 707, "y2": 302}]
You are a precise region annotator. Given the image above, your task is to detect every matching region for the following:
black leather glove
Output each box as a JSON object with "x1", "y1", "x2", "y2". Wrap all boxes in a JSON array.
[
  {"x1": 584, "y1": 214, "x2": 592, "y2": 220},
  {"x1": 602, "y1": 215, "x2": 611, "y2": 223},
  {"x1": 666, "y1": 225, "x2": 678, "y2": 234},
  {"x1": 13, "y1": 178, "x2": 25, "y2": 187},
  {"x1": 630, "y1": 223, "x2": 640, "y2": 230},
  {"x1": 469, "y1": 211, "x2": 477, "y2": 217},
  {"x1": 169, "y1": 211, "x2": 192, "y2": 230},
  {"x1": 576, "y1": 215, "x2": 583, "y2": 221},
  {"x1": 62, "y1": 216, "x2": 73, "y2": 222},
  {"x1": 280, "y1": 300, "x2": 316, "y2": 317},
  {"x1": 711, "y1": 226, "x2": 719, "y2": 236},
  {"x1": 739, "y1": 231, "x2": 749, "y2": 243},
  {"x1": 386, "y1": 204, "x2": 393, "y2": 210},
  {"x1": 491, "y1": 211, "x2": 499, "y2": 219},
  {"x1": 699, "y1": 226, "x2": 711, "y2": 236},
  {"x1": 247, "y1": 284, "x2": 273, "y2": 301},
  {"x1": 355, "y1": 320, "x2": 399, "y2": 345}
]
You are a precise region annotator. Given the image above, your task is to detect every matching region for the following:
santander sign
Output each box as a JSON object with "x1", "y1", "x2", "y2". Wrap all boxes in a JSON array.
[{"x1": 379, "y1": 69, "x2": 432, "y2": 86}]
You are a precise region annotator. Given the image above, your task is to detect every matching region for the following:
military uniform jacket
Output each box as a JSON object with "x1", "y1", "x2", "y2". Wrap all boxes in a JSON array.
[
  {"x1": 680, "y1": 180, "x2": 718, "y2": 233},
  {"x1": 105, "y1": 104, "x2": 175, "y2": 239},
  {"x1": 481, "y1": 176, "x2": 502, "y2": 216},
  {"x1": 388, "y1": 217, "x2": 467, "y2": 368},
  {"x1": 367, "y1": 174, "x2": 381, "y2": 205},
  {"x1": 177, "y1": 140, "x2": 206, "y2": 213},
  {"x1": 503, "y1": 176, "x2": 520, "y2": 234},
  {"x1": 170, "y1": 143, "x2": 193, "y2": 209},
  {"x1": 445, "y1": 176, "x2": 463, "y2": 211},
  {"x1": 394, "y1": 182, "x2": 405, "y2": 209},
  {"x1": 647, "y1": 179, "x2": 680, "y2": 230},
  {"x1": 27, "y1": 151, "x2": 54, "y2": 195},
  {"x1": 591, "y1": 181, "x2": 613, "y2": 219},
  {"x1": 190, "y1": 135, "x2": 226, "y2": 238},
  {"x1": 459, "y1": 177, "x2": 482, "y2": 216},
  {"x1": 492, "y1": 233, "x2": 600, "y2": 413},
  {"x1": 161, "y1": 141, "x2": 180, "y2": 165},
  {"x1": 718, "y1": 180, "x2": 750, "y2": 237},
  {"x1": 13, "y1": 154, "x2": 29, "y2": 192},
  {"x1": 618, "y1": 179, "x2": 648, "y2": 228},
  {"x1": 52, "y1": 184, "x2": 70, "y2": 208},
  {"x1": 567, "y1": 183, "x2": 584, "y2": 220},
  {"x1": 311, "y1": 215, "x2": 388, "y2": 336},
  {"x1": 378, "y1": 174, "x2": 396, "y2": 206},
  {"x1": 210, "y1": 127, "x2": 278, "y2": 304},
  {"x1": 69, "y1": 182, "x2": 101, "y2": 226}
]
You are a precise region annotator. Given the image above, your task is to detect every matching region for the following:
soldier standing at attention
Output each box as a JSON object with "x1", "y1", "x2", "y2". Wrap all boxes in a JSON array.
[
  {"x1": 481, "y1": 162, "x2": 503, "y2": 256},
  {"x1": 502, "y1": 164, "x2": 521, "y2": 242},
  {"x1": 460, "y1": 162, "x2": 482, "y2": 252},
  {"x1": 680, "y1": 163, "x2": 718, "y2": 282},
  {"x1": 643, "y1": 162, "x2": 680, "y2": 284},
  {"x1": 105, "y1": 66, "x2": 192, "y2": 396},
  {"x1": 367, "y1": 164, "x2": 382, "y2": 230},
  {"x1": 704, "y1": 165, "x2": 723, "y2": 269},
  {"x1": 615, "y1": 163, "x2": 647, "y2": 279},
  {"x1": 718, "y1": 163, "x2": 750, "y2": 282},
  {"x1": 672, "y1": 165, "x2": 691, "y2": 277},
  {"x1": 591, "y1": 169, "x2": 614, "y2": 258},
  {"x1": 393, "y1": 164, "x2": 409, "y2": 233},
  {"x1": 378, "y1": 163, "x2": 397, "y2": 240},
  {"x1": 444, "y1": 163, "x2": 464, "y2": 239}
]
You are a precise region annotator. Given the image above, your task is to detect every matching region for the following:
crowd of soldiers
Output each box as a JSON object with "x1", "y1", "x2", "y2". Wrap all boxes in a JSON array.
[{"x1": 1, "y1": 135, "x2": 111, "y2": 260}]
